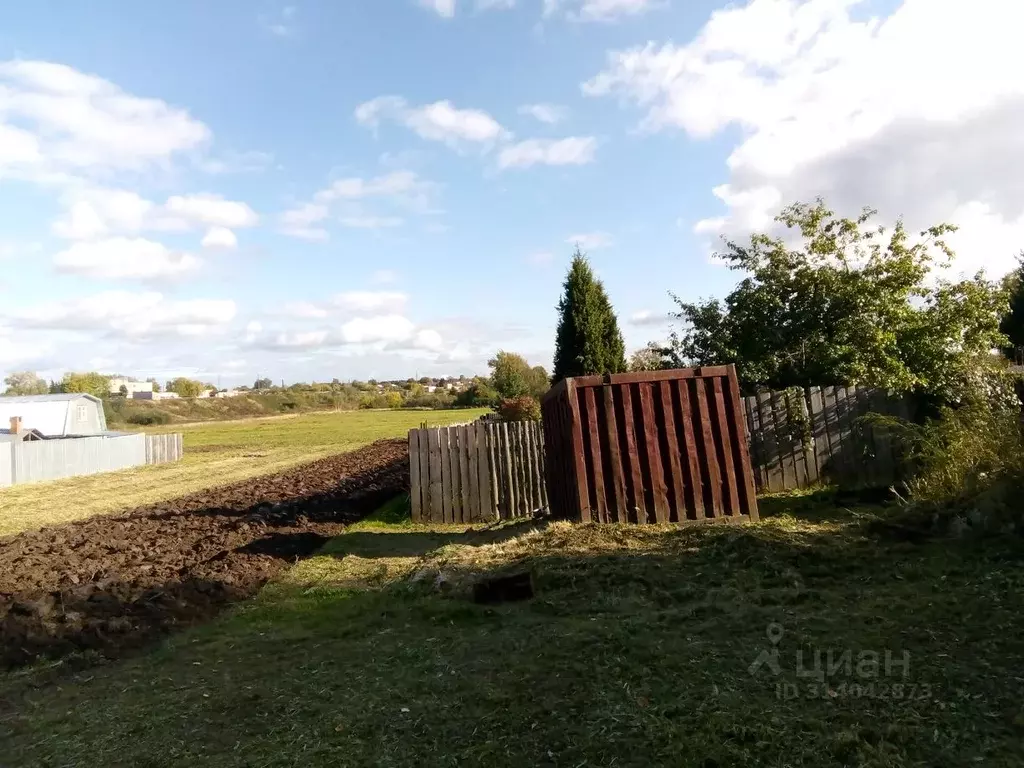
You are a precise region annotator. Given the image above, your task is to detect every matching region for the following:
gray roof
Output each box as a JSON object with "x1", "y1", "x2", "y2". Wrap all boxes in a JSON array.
[{"x1": 0, "y1": 393, "x2": 102, "y2": 404}]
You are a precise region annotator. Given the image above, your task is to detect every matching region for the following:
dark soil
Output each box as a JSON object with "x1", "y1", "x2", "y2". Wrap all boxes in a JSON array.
[{"x1": 0, "y1": 439, "x2": 408, "y2": 670}]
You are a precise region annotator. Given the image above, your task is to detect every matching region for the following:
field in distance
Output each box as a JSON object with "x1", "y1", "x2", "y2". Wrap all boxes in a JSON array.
[{"x1": 0, "y1": 408, "x2": 488, "y2": 537}]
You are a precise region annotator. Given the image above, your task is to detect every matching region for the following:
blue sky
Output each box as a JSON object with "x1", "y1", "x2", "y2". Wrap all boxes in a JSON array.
[{"x1": 0, "y1": 0, "x2": 1021, "y2": 385}]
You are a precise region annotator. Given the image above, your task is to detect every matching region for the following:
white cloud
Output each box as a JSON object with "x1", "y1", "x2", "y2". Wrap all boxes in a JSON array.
[
  {"x1": 341, "y1": 315, "x2": 416, "y2": 344},
  {"x1": 518, "y1": 103, "x2": 568, "y2": 124},
  {"x1": 418, "y1": 0, "x2": 457, "y2": 17},
  {"x1": 281, "y1": 171, "x2": 435, "y2": 240},
  {"x1": 201, "y1": 226, "x2": 238, "y2": 249},
  {"x1": 281, "y1": 301, "x2": 330, "y2": 319},
  {"x1": 630, "y1": 309, "x2": 673, "y2": 326},
  {"x1": 584, "y1": 0, "x2": 1024, "y2": 279},
  {"x1": 332, "y1": 291, "x2": 409, "y2": 313},
  {"x1": 53, "y1": 237, "x2": 201, "y2": 280},
  {"x1": 498, "y1": 136, "x2": 598, "y2": 169},
  {"x1": 477, "y1": 0, "x2": 516, "y2": 11},
  {"x1": 339, "y1": 215, "x2": 404, "y2": 229},
  {"x1": 0, "y1": 60, "x2": 210, "y2": 175},
  {"x1": 566, "y1": 231, "x2": 613, "y2": 250},
  {"x1": 164, "y1": 194, "x2": 258, "y2": 229},
  {"x1": 279, "y1": 202, "x2": 330, "y2": 241},
  {"x1": 546, "y1": 0, "x2": 661, "y2": 22},
  {"x1": 52, "y1": 187, "x2": 258, "y2": 240},
  {"x1": 356, "y1": 96, "x2": 509, "y2": 149},
  {"x1": 413, "y1": 328, "x2": 445, "y2": 350},
  {"x1": 528, "y1": 251, "x2": 555, "y2": 265},
  {"x1": 260, "y1": 5, "x2": 298, "y2": 36},
  {"x1": 9, "y1": 291, "x2": 236, "y2": 339}
]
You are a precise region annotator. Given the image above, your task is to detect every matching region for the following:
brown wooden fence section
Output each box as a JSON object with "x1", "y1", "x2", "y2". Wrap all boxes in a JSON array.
[
  {"x1": 409, "y1": 421, "x2": 547, "y2": 523},
  {"x1": 541, "y1": 366, "x2": 758, "y2": 525},
  {"x1": 744, "y1": 385, "x2": 909, "y2": 493}
]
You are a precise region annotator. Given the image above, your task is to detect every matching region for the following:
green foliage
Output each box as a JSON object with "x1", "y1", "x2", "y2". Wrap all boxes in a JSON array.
[
  {"x1": 999, "y1": 253, "x2": 1024, "y2": 361},
  {"x1": 628, "y1": 344, "x2": 665, "y2": 372},
  {"x1": 455, "y1": 381, "x2": 499, "y2": 408},
  {"x1": 127, "y1": 410, "x2": 171, "y2": 426},
  {"x1": 384, "y1": 391, "x2": 404, "y2": 409},
  {"x1": 61, "y1": 372, "x2": 111, "y2": 399},
  {"x1": 166, "y1": 377, "x2": 205, "y2": 398},
  {"x1": 665, "y1": 200, "x2": 1009, "y2": 401},
  {"x1": 488, "y1": 352, "x2": 549, "y2": 399},
  {"x1": 497, "y1": 395, "x2": 542, "y2": 422},
  {"x1": 253, "y1": 377, "x2": 273, "y2": 390},
  {"x1": 553, "y1": 249, "x2": 627, "y2": 382},
  {"x1": 2, "y1": 371, "x2": 49, "y2": 396}
]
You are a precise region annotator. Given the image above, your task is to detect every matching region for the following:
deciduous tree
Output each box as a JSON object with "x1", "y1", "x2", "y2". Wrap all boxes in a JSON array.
[
  {"x1": 2, "y1": 371, "x2": 48, "y2": 396},
  {"x1": 664, "y1": 200, "x2": 1009, "y2": 401}
]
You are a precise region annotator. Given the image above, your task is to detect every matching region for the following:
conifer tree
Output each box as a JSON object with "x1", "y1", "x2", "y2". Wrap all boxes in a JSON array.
[{"x1": 552, "y1": 249, "x2": 626, "y2": 382}]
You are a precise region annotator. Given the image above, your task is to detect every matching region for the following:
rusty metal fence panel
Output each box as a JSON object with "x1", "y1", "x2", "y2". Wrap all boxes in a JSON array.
[{"x1": 541, "y1": 366, "x2": 758, "y2": 525}]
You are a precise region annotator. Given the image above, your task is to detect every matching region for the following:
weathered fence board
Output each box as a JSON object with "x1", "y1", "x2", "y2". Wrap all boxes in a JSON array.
[
  {"x1": 541, "y1": 367, "x2": 759, "y2": 524},
  {"x1": 743, "y1": 385, "x2": 907, "y2": 492},
  {"x1": 409, "y1": 421, "x2": 547, "y2": 523}
]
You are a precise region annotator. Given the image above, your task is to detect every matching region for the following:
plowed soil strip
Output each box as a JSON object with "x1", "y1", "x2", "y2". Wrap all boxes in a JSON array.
[{"x1": 0, "y1": 439, "x2": 409, "y2": 669}]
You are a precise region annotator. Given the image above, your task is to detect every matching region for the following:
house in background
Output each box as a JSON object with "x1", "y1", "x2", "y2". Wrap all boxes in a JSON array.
[
  {"x1": 0, "y1": 393, "x2": 107, "y2": 437},
  {"x1": 0, "y1": 417, "x2": 46, "y2": 442},
  {"x1": 108, "y1": 378, "x2": 155, "y2": 397},
  {"x1": 132, "y1": 391, "x2": 180, "y2": 401}
]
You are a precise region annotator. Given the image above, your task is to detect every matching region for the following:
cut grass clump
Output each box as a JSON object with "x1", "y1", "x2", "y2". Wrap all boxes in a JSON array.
[{"x1": 5, "y1": 491, "x2": 1024, "y2": 767}]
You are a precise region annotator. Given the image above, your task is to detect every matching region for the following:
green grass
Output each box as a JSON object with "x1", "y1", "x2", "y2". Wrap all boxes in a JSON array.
[
  {"x1": 4, "y1": 493, "x2": 1024, "y2": 767},
  {"x1": 0, "y1": 409, "x2": 488, "y2": 536}
]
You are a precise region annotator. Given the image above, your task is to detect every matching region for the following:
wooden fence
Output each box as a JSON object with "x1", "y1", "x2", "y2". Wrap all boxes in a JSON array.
[
  {"x1": 409, "y1": 421, "x2": 547, "y2": 523},
  {"x1": 541, "y1": 366, "x2": 758, "y2": 525},
  {"x1": 743, "y1": 385, "x2": 909, "y2": 493},
  {"x1": 145, "y1": 433, "x2": 184, "y2": 465}
]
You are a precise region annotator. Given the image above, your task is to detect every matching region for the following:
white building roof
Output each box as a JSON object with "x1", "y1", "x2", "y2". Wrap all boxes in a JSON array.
[{"x1": 0, "y1": 393, "x2": 105, "y2": 437}]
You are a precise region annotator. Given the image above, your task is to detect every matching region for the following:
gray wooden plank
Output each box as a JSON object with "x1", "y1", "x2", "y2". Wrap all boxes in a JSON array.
[
  {"x1": 467, "y1": 423, "x2": 479, "y2": 522},
  {"x1": 458, "y1": 426, "x2": 471, "y2": 519},
  {"x1": 409, "y1": 430, "x2": 423, "y2": 521},
  {"x1": 503, "y1": 422, "x2": 516, "y2": 518},
  {"x1": 427, "y1": 429, "x2": 443, "y2": 523},
  {"x1": 450, "y1": 427, "x2": 463, "y2": 522},
  {"x1": 807, "y1": 387, "x2": 827, "y2": 484},
  {"x1": 440, "y1": 428, "x2": 452, "y2": 523},
  {"x1": 476, "y1": 422, "x2": 493, "y2": 520},
  {"x1": 488, "y1": 423, "x2": 501, "y2": 519},
  {"x1": 758, "y1": 392, "x2": 781, "y2": 492}
]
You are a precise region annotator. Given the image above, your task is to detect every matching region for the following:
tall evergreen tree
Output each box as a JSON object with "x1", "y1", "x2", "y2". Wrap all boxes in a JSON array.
[
  {"x1": 1000, "y1": 253, "x2": 1024, "y2": 363},
  {"x1": 552, "y1": 249, "x2": 627, "y2": 382}
]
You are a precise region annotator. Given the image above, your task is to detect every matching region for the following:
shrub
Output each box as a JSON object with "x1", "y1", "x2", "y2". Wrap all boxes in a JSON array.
[
  {"x1": 498, "y1": 396, "x2": 541, "y2": 422},
  {"x1": 879, "y1": 375, "x2": 1024, "y2": 535},
  {"x1": 127, "y1": 410, "x2": 171, "y2": 426}
]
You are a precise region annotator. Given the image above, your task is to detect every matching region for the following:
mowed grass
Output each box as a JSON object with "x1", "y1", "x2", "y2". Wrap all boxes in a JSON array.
[
  {"x1": 0, "y1": 409, "x2": 487, "y2": 536},
  {"x1": 5, "y1": 493, "x2": 1024, "y2": 767}
]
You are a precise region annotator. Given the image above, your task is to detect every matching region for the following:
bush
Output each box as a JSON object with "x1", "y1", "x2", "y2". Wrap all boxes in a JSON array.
[
  {"x1": 127, "y1": 410, "x2": 171, "y2": 426},
  {"x1": 498, "y1": 396, "x2": 541, "y2": 422},
  {"x1": 881, "y1": 381, "x2": 1024, "y2": 535}
]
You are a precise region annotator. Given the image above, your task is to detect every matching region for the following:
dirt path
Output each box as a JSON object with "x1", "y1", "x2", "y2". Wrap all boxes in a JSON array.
[{"x1": 0, "y1": 439, "x2": 408, "y2": 669}]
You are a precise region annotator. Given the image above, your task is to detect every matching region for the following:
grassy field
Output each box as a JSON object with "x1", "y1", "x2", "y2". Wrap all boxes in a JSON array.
[
  {"x1": 5, "y1": 492, "x2": 1024, "y2": 767},
  {"x1": 0, "y1": 409, "x2": 487, "y2": 536}
]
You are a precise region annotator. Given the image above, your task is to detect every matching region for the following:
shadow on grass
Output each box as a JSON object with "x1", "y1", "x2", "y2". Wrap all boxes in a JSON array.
[
  {"x1": 330, "y1": 518, "x2": 552, "y2": 560},
  {"x1": 8, "y1": 501, "x2": 1024, "y2": 768}
]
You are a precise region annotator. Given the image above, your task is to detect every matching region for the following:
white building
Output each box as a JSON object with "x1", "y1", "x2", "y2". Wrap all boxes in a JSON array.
[
  {"x1": 132, "y1": 391, "x2": 180, "y2": 401},
  {"x1": 0, "y1": 394, "x2": 107, "y2": 437},
  {"x1": 109, "y1": 378, "x2": 155, "y2": 396}
]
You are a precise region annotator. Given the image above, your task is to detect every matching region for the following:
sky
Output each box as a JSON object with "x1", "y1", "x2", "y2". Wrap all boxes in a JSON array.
[{"x1": 1, "y1": 0, "x2": 1022, "y2": 387}]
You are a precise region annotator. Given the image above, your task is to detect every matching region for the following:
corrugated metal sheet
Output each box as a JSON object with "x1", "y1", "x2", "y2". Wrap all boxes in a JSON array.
[
  {"x1": 11, "y1": 434, "x2": 146, "y2": 485},
  {"x1": 0, "y1": 442, "x2": 11, "y2": 487},
  {"x1": 0, "y1": 394, "x2": 106, "y2": 437}
]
